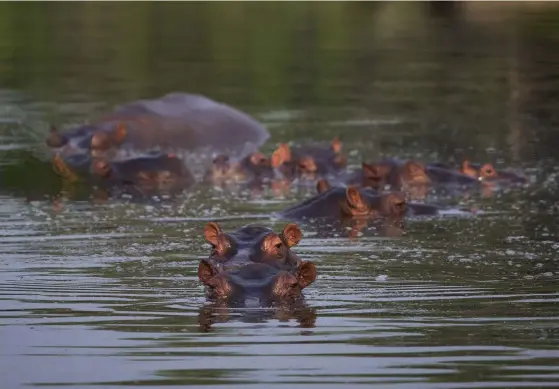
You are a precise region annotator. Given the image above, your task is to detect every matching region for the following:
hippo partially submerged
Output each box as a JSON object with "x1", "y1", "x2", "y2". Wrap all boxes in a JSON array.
[
  {"x1": 204, "y1": 151, "x2": 274, "y2": 186},
  {"x1": 47, "y1": 93, "x2": 270, "y2": 159},
  {"x1": 270, "y1": 138, "x2": 347, "y2": 182},
  {"x1": 52, "y1": 151, "x2": 194, "y2": 198},
  {"x1": 197, "y1": 222, "x2": 317, "y2": 306}
]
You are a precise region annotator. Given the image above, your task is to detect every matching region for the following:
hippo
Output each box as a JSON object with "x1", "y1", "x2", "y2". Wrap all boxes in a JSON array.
[
  {"x1": 279, "y1": 185, "x2": 406, "y2": 222},
  {"x1": 279, "y1": 182, "x2": 440, "y2": 222},
  {"x1": 204, "y1": 150, "x2": 274, "y2": 185},
  {"x1": 345, "y1": 160, "x2": 431, "y2": 192},
  {"x1": 46, "y1": 93, "x2": 270, "y2": 159},
  {"x1": 270, "y1": 138, "x2": 347, "y2": 182},
  {"x1": 457, "y1": 160, "x2": 527, "y2": 184},
  {"x1": 197, "y1": 222, "x2": 317, "y2": 306},
  {"x1": 52, "y1": 151, "x2": 194, "y2": 198},
  {"x1": 89, "y1": 153, "x2": 195, "y2": 196}
]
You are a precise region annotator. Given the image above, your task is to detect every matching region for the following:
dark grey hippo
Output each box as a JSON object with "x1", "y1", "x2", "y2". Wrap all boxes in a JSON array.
[{"x1": 47, "y1": 93, "x2": 270, "y2": 160}]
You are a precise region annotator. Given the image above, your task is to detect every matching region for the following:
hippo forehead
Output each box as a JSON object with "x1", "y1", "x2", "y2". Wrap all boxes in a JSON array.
[{"x1": 229, "y1": 225, "x2": 276, "y2": 246}]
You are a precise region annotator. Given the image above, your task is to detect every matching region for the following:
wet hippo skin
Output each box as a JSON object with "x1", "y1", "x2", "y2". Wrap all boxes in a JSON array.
[
  {"x1": 280, "y1": 182, "x2": 441, "y2": 222},
  {"x1": 344, "y1": 159, "x2": 432, "y2": 191},
  {"x1": 270, "y1": 138, "x2": 346, "y2": 181},
  {"x1": 90, "y1": 153, "x2": 195, "y2": 195},
  {"x1": 198, "y1": 222, "x2": 317, "y2": 306},
  {"x1": 456, "y1": 160, "x2": 527, "y2": 184},
  {"x1": 47, "y1": 93, "x2": 270, "y2": 157},
  {"x1": 279, "y1": 185, "x2": 408, "y2": 222},
  {"x1": 204, "y1": 151, "x2": 274, "y2": 185}
]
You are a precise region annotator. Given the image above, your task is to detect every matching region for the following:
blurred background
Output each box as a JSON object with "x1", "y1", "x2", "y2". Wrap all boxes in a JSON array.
[
  {"x1": 1, "y1": 3, "x2": 559, "y2": 388},
  {"x1": 1, "y1": 2, "x2": 559, "y2": 165}
]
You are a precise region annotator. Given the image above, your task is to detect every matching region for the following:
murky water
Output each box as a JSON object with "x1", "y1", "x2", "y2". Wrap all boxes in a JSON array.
[{"x1": 1, "y1": 3, "x2": 559, "y2": 388}]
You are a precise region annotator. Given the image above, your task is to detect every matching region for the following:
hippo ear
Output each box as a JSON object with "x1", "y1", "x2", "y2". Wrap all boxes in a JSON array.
[
  {"x1": 316, "y1": 179, "x2": 331, "y2": 194},
  {"x1": 345, "y1": 186, "x2": 366, "y2": 209},
  {"x1": 271, "y1": 144, "x2": 291, "y2": 168},
  {"x1": 198, "y1": 260, "x2": 218, "y2": 286},
  {"x1": 480, "y1": 163, "x2": 497, "y2": 178},
  {"x1": 112, "y1": 123, "x2": 127, "y2": 145},
  {"x1": 297, "y1": 261, "x2": 317, "y2": 289},
  {"x1": 281, "y1": 223, "x2": 302, "y2": 247},
  {"x1": 52, "y1": 154, "x2": 79, "y2": 182},
  {"x1": 204, "y1": 222, "x2": 222, "y2": 246},
  {"x1": 331, "y1": 137, "x2": 342, "y2": 153}
]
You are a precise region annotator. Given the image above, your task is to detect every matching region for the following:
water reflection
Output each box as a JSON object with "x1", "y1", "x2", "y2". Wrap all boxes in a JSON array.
[
  {"x1": 198, "y1": 303, "x2": 317, "y2": 333},
  {"x1": 1, "y1": 1, "x2": 559, "y2": 388}
]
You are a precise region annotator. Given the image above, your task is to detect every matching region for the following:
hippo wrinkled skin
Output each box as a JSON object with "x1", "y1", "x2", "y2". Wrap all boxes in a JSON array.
[
  {"x1": 197, "y1": 222, "x2": 317, "y2": 306},
  {"x1": 47, "y1": 93, "x2": 270, "y2": 159}
]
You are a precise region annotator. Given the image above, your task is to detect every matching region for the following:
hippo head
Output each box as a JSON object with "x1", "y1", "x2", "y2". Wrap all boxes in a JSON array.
[
  {"x1": 461, "y1": 160, "x2": 498, "y2": 181},
  {"x1": 198, "y1": 222, "x2": 317, "y2": 305},
  {"x1": 399, "y1": 160, "x2": 431, "y2": 186},
  {"x1": 90, "y1": 123, "x2": 127, "y2": 157},
  {"x1": 208, "y1": 154, "x2": 243, "y2": 182},
  {"x1": 208, "y1": 151, "x2": 271, "y2": 183},
  {"x1": 361, "y1": 162, "x2": 392, "y2": 190}
]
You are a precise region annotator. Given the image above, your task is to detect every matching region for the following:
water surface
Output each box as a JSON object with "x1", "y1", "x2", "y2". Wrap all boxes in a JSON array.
[{"x1": 1, "y1": 3, "x2": 558, "y2": 388}]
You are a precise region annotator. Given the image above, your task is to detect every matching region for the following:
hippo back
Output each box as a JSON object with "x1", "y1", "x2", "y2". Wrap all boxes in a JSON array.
[{"x1": 112, "y1": 93, "x2": 270, "y2": 155}]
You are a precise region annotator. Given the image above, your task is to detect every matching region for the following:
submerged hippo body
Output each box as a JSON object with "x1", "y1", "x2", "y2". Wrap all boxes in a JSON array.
[
  {"x1": 198, "y1": 222, "x2": 317, "y2": 306},
  {"x1": 47, "y1": 93, "x2": 270, "y2": 159}
]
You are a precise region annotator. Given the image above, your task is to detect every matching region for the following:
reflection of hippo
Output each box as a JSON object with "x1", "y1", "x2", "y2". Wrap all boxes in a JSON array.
[
  {"x1": 198, "y1": 301, "x2": 317, "y2": 332},
  {"x1": 198, "y1": 222, "x2": 317, "y2": 306},
  {"x1": 47, "y1": 93, "x2": 270, "y2": 158},
  {"x1": 270, "y1": 138, "x2": 346, "y2": 181}
]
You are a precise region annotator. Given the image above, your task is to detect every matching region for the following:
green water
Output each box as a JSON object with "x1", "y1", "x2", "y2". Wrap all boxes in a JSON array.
[{"x1": 1, "y1": 2, "x2": 558, "y2": 388}]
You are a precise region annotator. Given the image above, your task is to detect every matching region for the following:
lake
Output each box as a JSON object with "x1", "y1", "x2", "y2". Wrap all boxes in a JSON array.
[{"x1": 0, "y1": 2, "x2": 558, "y2": 388}]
